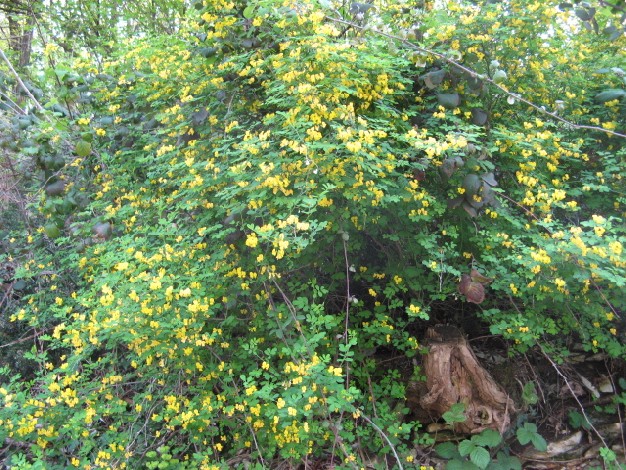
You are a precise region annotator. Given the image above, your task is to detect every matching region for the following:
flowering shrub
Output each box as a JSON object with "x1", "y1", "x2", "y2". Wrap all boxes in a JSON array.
[{"x1": 0, "y1": 0, "x2": 624, "y2": 467}]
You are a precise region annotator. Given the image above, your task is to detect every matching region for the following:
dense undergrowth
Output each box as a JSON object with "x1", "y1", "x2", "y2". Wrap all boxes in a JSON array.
[{"x1": 0, "y1": 0, "x2": 625, "y2": 468}]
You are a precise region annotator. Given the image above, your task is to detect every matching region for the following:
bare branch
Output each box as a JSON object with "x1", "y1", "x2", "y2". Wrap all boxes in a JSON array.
[{"x1": 0, "y1": 46, "x2": 49, "y2": 118}]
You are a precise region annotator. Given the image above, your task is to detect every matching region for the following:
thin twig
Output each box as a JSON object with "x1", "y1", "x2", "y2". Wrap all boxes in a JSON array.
[
  {"x1": 342, "y1": 234, "x2": 351, "y2": 390},
  {"x1": 539, "y1": 345, "x2": 621, "y2": 467},
  {"x1": 0, "y1": 47, "x2": 49, "y2": 118},
  {"x1": 325, "y1": 16, "x2": 626, "y2": 139},
  {"x1": 604, "y1": 359, "x2": 626, "y2": 462},
  {"x1": 0, "y1": 329, "x2": 50, "y2": 349},
  {"x1": 359, "y1": 412, "x2": 404, "y2": 470},
  {"x1": 0, "y1": 89, "x2": 26, "y2": 114}
]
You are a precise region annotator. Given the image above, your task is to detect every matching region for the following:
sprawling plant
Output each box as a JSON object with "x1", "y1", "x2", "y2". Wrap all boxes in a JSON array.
[{"x1": 0, "y1": 0, "x2": 624, "y2": 468}]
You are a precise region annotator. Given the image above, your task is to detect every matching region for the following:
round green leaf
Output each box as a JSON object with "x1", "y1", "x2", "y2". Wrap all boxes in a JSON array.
[
  {"x1": 471, "y1": 108, "x2": 488, "y2": 126},
  {"x1": 45, "y1": 180, "x2": 67, "y2": 196},
  {"x1": 492, "y1": 69, "x2": 507, "y2": 83},
  {"x1": 75, "y1": 140, "x2": 92, "y2": 157},
  {"x1": 44, "y1": 223, "x2": 61, "y2": 239},
  {"x1": 437, "y1": 93, "x2": 461, "y2": 109},
  {"x1": 463, "y1": 173, "x2": 482, "y2": 196}
]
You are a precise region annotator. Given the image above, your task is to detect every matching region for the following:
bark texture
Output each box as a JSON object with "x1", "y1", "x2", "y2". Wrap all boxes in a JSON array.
[{"x1": 419, "y1": 325, "x2": 514, "y2": 434}]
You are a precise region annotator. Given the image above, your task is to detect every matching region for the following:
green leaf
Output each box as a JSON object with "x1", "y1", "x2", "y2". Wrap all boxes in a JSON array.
[
  {"x1": 575, "y1": 8, "x2": 593, "y2": 21},
  {"x1": 522, "y1": 381, "x2": 538, "y2": 405},
  {"x1": 530, "y1": 433, "x2": 548, "y2": 452},
  {"x1": 243, "y1": 5, "x2": 255, "y2": 19},
  {"x1": 437, "y1": 93, "x2": 461, "y2": 108},
  {"x1": 447, "y1": 460, "x2": 480, "y2": 470},
  {"x1": 594, "y1": 89, "x2": 626, "y2": 103},
  {"x1": 492, "y1": 70, "x2": 507, "y2": 84},
  {"x1": 471, "y1": 108, "x2": 488, "y2": 126},
  {"x1": 443, "y1": 402, "x2": 467, "y2": 424},
  {"x1": 517, "y1": 423, "x2": 546, "y2": 451},
  {"x1": 436, "y1": 441, "x2": 461, "y2": 459},
  {"x1": 470, "y1": 446, "x2": 491, "y2": 469},
  {"x1": 488, "y1": 452, "x2": 522, "y2": 470},
  {"x1": 458, "y1": 439, "x2": 476, "y2": 457},
  {"x1": 44, "y1": 223, "x2": 61, "y2": 239},
  {"x1": 475, "y1": 429, "x2": 502, "y2": 448},
  {"x1": 75, "y1": 140, "x2": 92, "y2": 157},
  {"x1": 463, "y1": 174, "x2": 482, "y2": 196},
  {"x1": 350, "y1": 2, "x2": 374, "y2": 14},
  {"x1": 422, "y1": 69, "x2": 446, "y2": 89}
]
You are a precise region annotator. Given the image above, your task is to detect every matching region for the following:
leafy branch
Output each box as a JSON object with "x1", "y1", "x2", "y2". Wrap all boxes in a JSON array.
[{"x1": 325, "y1": 15, "x2": 626, "y2": 139}]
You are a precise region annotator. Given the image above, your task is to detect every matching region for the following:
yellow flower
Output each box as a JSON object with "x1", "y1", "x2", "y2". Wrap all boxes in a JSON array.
[{"x1": 245, "y1": 233, "x2": 258, "y2": 248}]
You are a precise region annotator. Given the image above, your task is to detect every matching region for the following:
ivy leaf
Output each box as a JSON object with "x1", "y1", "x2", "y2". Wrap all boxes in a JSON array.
[
  {"x1": 92, "y1": 222, "x2": 113, "y2": 239},
  {"x1": 575, "y1": 8, "x2": 593, "y2": 21},
  {"x1": 441, "y1": 156, "x2": 464, "y2": 178},
  {"x1": 459, "y1": 275, "x2": 485, "y2": 303},
  {"x1": 198, "y1": 47, "x2": 217, "y2": 58},
  {"x1": 448, "y1": 196, "x2": 464, "y2": 209},
  {"x1": 609, "y1": 27, "x2": 623, "y2": 42},
  {"x1": 45, "y1": 180, "x2": 67, "y2": 196},
  {"x1": 465, "y1": 74, "x2": 484, "y2": 94},
  {"x1": 458, "y1": 274, "x2": 471, "y2": 295}
]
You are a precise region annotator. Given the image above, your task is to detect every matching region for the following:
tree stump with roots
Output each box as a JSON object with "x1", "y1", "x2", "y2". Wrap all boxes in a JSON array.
[{"x1": 418, "y1": 325, "x2": 514, "y2": 434}]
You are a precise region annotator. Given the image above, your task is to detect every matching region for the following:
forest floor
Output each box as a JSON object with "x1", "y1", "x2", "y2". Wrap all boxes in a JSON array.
[{"x1": 399, "y1": 325, "x2": 626, "y2": 469}]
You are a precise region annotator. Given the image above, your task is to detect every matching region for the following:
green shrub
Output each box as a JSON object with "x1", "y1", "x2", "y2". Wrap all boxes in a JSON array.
[{"x1": 1, "y1": 0, "x2": 624, "y2": 467}]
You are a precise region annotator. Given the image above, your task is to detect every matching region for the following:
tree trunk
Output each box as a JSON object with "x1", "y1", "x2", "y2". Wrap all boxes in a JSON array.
[
  {"x1": 8, "y1": 13, "x2": 33, "y2": 68},
  {"x1": 418, "y1": 325, "x2": 515, "y2": 434}
]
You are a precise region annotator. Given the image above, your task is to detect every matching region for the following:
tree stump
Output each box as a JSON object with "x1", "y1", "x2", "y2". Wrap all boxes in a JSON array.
[{"x1": 418, "y1": 325, "x2": 514, "y2": 434}]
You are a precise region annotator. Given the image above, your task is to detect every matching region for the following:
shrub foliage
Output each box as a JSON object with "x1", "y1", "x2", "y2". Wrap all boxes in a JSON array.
[{"x1": 0, "y1": 0, "x2": 625, "y2": 468}]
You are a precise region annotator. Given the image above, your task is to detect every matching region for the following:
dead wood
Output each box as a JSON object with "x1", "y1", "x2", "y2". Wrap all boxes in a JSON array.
[{"x1": 417, "y1": 325, "x2": 515, "y2": 434}]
